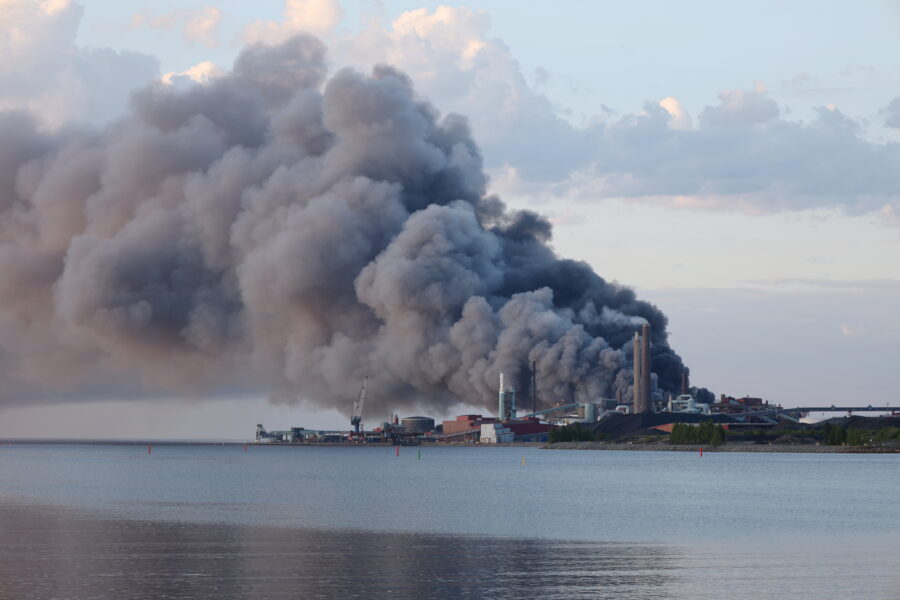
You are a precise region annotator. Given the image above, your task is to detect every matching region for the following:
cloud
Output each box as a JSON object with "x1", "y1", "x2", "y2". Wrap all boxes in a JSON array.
[
  {"x1": 7, "y1": 1, "x2": 899, "y2": 221},
  {"x1": 329, "y1": 6, "x2": 595, "y2": 181},
  {"x1": 0, "y1": 0, "x2": 158, "y2": 126},
  {"x1": 494, "y1": 87, "x2": 900, "y2": 219},
  {"x1": 881, "y1": 97, "x2": 900, "y2": 129},
  {"x1": 162, "y1": 61, "x2": 226, "y2": 88},
  {"x1": 741, "y1": 277, "x2": 900, "y2": 294},
  {"x1": 593, "y1": 96, "x2": 900, "y2": 215},
  {"x1": 244, "y1": 0, "x2": 343, "y2": 43},
  {"x1": 283, "y1": 5, "x2": 899, "y2": 221},
  {"x1": 697, "y1": 82, "x2": 779, "y2": 127},
  {"x1": 781, "y1": 72, "x2": 815, "y2": 88},
  {"x1": 184, "y1": 6, "x2": 223, "y2": 47},
  {"x1": 130, "y1": 5, "x2": 223, "y2": 48},
  {"x1": 658, "y1": 97, "x2": 692, "y2": 130}
]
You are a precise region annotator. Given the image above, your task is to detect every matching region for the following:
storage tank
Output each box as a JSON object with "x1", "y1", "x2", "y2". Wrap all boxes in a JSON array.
[{"x1": 401, "y1": 416, "x2": 435, "y2": 433}]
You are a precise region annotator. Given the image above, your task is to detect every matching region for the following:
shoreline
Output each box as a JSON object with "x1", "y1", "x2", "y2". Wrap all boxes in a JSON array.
[
  {"x1": 3, "y1": 439, "x2": 898, "y2": 453},
  {"x1": 545, "y1": 441, "x2": 900, "y2": 453}
]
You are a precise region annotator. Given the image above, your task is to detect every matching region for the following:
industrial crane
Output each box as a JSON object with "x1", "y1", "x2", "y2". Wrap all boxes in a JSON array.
[{"x1": 351, "y1": 376, "x2": 367, "y2": 434}]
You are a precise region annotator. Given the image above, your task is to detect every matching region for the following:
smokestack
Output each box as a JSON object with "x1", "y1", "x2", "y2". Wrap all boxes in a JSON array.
[
  {"x1": 531, "y1": 360, "x2": 536, "y2": 416},
  {"x1": 498, "y1": 372, "x2": 506, "y2": 420},
  {"x1": 681, "y1": 370, "x2": 689, "y2": 395},
  {"x1": 633, "y1": 332, "x2": 642, "y2": 413},
  {"x1": 641, "y1": 322, "x2": 651, "y2": 413}
]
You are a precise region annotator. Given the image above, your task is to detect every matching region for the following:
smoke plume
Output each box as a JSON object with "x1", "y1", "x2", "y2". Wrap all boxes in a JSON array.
[{"x1": 0, "y1": 34, "x2": 686, "y2": 415}]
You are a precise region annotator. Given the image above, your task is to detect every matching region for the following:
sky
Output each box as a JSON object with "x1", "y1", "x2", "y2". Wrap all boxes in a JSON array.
[{"x1": 0, "y1": 0, "x2": 898, "y2": 438}]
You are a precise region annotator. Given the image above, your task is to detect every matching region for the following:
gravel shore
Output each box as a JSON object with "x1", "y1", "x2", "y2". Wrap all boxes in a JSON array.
[{"x1": 545, "y1": 441, "x2": 900, "y2": 453}]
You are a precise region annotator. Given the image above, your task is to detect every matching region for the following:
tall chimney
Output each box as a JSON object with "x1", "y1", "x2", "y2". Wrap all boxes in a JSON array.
[
  {"x1": 498, "y1": 372, "x2": 506, "y2": 421},
  {"x1": 641, "y1": 322, "x2": 651, "y2": 413},
  {"x1": 633, "y1": 332, "x2": 642, "y2": 413},
  {"x1": 532, "y1": 360, "x2": 537, "y2": 416},
  {"x1": 681, "y1": 370, "x2": 689, "y2": 396}
]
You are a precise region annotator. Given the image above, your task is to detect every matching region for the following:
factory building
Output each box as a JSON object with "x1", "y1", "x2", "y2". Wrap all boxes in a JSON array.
[
  {"x1": 442, "y1": 414, "x2": 497, "y2": 435},
  {"x1": 480, "y1": 423, "x2": 514, "y2": 444},
  {"x1": 506, "y1": 418, "x2": 552, "y2": 442}
]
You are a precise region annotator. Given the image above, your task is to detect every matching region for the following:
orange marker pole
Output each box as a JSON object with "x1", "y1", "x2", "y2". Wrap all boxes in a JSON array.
[
  {"x1": 699, "y1": 447, "x2": 703, "y2": 457},
  {"x1": 395, "y1": 446, "x2": 399, "y2": 457}
]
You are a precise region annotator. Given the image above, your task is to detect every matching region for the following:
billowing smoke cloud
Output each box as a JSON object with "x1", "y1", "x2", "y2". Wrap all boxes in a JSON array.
[{"x1": 0, "y1": 34, "x2": 685, "y2": 415}]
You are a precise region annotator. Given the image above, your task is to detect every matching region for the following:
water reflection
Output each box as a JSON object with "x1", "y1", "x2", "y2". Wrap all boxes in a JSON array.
[{"x1": 0, "y1": 503, "x2": 678, "y2": 600}]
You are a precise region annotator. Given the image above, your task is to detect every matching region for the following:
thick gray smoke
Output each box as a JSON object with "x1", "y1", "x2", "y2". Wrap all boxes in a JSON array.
[{"x1": 0, "y1": 34, "x2": 686, "y2": 415}]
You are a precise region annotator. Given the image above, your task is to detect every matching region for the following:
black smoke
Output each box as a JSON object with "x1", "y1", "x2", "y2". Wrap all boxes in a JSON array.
[{"x1": 0, "y1": 34, "x2": 686, "y2": 415}]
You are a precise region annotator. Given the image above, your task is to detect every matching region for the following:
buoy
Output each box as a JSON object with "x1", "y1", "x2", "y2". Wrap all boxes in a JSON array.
[
  {"x1": 243, "y1": 443, "x2": 248, "y2": 452},
  {"x1": 148, "y1": 444, "x2": 152, "y2": 455},
  {"x1": 521, "y1": 455, "x2": 526, "y2": 466},
  {"x1": 395, "y1": 446, "x2": 399, "y2": 457},
  {"x1": 699, "y1": 447, "x2": 703, "y2": 457},
  {"x1": 417, "y1": 450, "x2": 421, "y2": 460}
]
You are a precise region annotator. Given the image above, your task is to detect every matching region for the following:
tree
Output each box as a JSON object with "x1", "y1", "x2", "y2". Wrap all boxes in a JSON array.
[
  {"x1": 846, "y1": 427, "x2": 864, "y2": 446},
  {"x1": 824, "y1": 423, "x2": 847, "y2": 446},
  {"x1": 669, "y1": 421, "x2": 726, "y2": 445},
  {"x1": 710, "y1": 425, "x2": 725, "y2": 447}
]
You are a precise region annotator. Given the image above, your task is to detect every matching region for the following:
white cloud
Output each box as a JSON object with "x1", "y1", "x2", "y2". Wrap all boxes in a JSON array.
[
  {"x1": 697, "y1": 82, "x2": 779, "y2": 127},
  {"x1": 494, "y1": 87, "x2": 900, "y2": 220},
  {"x1": 658, "y1": 97, "x2": 692, "y2": 130},
  {"x1": 161, "y1": 61, "x2": 225, "y2": 88},
  {"x1": 314, "y1": 6, "x2": 900, "y2": 221},
  {"x1": 184, "y1": 6, "x2": 223, "y2": 48},
  {"x1": 0, "y1": 0, "x2": 158, "y2": 127},
  {"x1": 130, "y1": 5, "x2": 223, "y2": 48},
  {"x1": 244, "y1": 0, "x2": 343, "y2": 43},
  {"x1": 329, "y1": 5, "x2": 593, "y2": 181}
]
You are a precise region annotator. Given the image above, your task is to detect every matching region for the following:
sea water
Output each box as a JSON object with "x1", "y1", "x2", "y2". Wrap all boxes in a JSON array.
[{"x1": 0, "y1": 444, "x2": 897, "y2": 599}]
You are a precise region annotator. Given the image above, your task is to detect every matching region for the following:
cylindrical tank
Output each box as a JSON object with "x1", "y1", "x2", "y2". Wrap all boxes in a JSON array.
[
  {"x1": 401, "y1": 416, "x2": 435, "y2": 433},
  {"x1": 583, "y1": 402, "x2": 596, "y2": 422}
]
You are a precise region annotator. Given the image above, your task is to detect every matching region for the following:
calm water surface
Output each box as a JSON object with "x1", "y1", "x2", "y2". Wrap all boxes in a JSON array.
[{"x1": 0, "y1": 444, "x2": 897, "y2": 599}]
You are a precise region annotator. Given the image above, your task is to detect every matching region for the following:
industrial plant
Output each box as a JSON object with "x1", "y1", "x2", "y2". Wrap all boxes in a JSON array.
[{"x1": 255, "y1": 323, "x2": 900, "y2": 446}]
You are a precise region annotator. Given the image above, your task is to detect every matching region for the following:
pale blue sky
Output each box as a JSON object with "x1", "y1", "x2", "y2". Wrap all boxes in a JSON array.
[{"x1": 0, "y1": 0, "x2": 898, "y2": 437}]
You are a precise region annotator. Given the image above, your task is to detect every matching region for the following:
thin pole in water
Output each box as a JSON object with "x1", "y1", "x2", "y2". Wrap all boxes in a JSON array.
[
  {"x1": 521, "y1": 455, "x2": 526, "y2": 466},
  {"x1": 699, "y1": 447, "x2": 703, "y2": 457},
  {"x1": 243, "y1": 443, "x2": 248, "y2": 452},
  {"x1": 417, "y1": 450, "x2": 421, "y2": 460},
  {"x1": 395, "y1": 446, "x2": 399, "y2": 457},
  {"x1": 148, "y1": 444, "x2": 152, "y2": 455}
]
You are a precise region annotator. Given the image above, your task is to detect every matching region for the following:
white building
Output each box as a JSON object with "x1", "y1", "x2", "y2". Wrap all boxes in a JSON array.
[{"x1": 480, "y1": 422, "x2": 514, "y2": 444}]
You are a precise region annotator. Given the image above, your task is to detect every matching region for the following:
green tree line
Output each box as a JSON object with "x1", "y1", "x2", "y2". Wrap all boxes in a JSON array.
[
  {"x1": 549, "y1": 424, "x2": 606, "y2": 443},
  {"x1": 824, "y1": 423, "x2": 900, "y2": 446},
  {"x1": 669, "y1": 421, "x2": 726, "y2": 446}
]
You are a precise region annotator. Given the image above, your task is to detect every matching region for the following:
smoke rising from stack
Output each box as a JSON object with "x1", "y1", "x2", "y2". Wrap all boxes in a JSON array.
[{"x1": 0, "y1": 34, "x2": 686, "y2": 415}]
